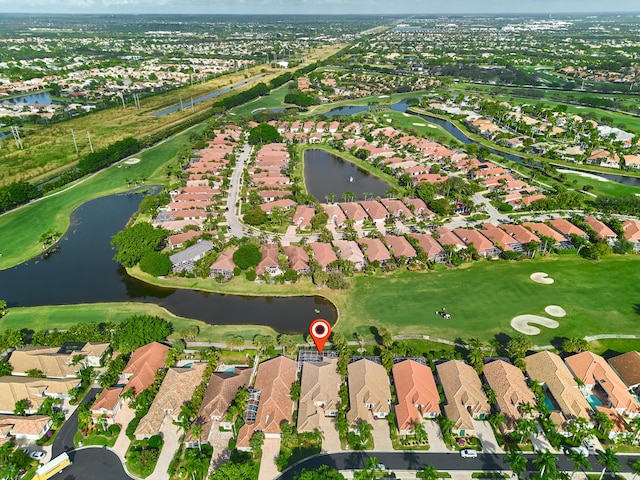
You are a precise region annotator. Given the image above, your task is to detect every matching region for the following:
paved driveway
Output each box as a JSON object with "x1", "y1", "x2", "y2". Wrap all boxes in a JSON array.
[
  {"x1": 150, "y1": 419, "x2": 180, "y2": 480},
  {"x1": 111, "y1": 403, "x2": 136, "y2": 459},
  {"x1": 258, "y1": 437, "x2": 282, "y2": 480},
  {"x1": 319, "y1": 414, "x2": 341, "y2": 453},
  {"x1": 424, "y1": 420, "x2": 448, "y2": 452},
  {"x1": 208, "y1": 424, "x2": 233, "y2": 472},
  {"x1": 371, "y1": 419, "x2": 392, "y2": 451},
  {"x1": 472, "y1": 419, "x2": 503, "y2": 454}
]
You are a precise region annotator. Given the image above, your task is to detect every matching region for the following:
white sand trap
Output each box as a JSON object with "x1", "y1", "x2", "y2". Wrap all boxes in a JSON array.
[
  {"x1": 413, "y1": 122, "x2": 426, "y2": 126},
  {"x1": 545, "y1": 305, "x2": 567, "y2": 317},
  {"x1": 124, "y1": 158, "x2": 141, "y2": 165},
  {"x1": 386, "y1": 119, "x2": 392, "y2": 123},
  {"x1": 378, "y1": 95, "x2": 390, "y2": 98},
  {"x1": 511, "y1": 315, "x2": 560, "y2": 335},
  {"x1": 557, "y1": 169, "x2": 610, "y2": 183},
  {"x1": 428, "y1": 124, "x2": 438, "y2": 128},
  {"x1": 530, "y1": 272, "x2": 554, "y2": 284}
]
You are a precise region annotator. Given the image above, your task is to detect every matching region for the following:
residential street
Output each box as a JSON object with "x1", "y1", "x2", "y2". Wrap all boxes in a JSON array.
[{"x1": 52, "y1": 387, "x2": 101, "y2": 457}]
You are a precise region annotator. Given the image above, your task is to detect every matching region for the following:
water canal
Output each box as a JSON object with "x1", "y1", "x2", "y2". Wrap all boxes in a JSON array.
[{"x1": 0, "y1": 192, "x2": 335, "y2": 334}]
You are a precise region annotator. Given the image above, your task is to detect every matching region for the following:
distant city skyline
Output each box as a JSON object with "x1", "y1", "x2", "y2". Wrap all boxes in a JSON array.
[{"x1": 0, "y1": 0, "x2": 639, "y2": 15}]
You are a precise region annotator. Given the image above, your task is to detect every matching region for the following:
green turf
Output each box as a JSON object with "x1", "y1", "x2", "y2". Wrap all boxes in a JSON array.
[
  {"x1": 560, "y1": 172, "x2": 640, "y2": 197},
  {"x1": 334, "y1": 255, "x2": 640, "y2": 346},
  {"x1": 0, "y1": 124, "x2": 205, "y2": 270}
]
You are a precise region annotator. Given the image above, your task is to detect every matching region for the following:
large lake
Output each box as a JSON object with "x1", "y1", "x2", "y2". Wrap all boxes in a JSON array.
[
  {"x1": 304, "y1": 149, "x2": 393, "y2": 201},
  {"x1": 0, "y1": 192, "x2": 335, "y2": 334}
]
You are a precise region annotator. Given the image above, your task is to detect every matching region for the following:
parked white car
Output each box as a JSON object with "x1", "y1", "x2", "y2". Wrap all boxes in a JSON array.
[
  {"x1": 460, "y1": 449, "x2": 478, "y2": 458},
  {"x1": 29, "y1": 450, "x2": 46, "y2": 460}
]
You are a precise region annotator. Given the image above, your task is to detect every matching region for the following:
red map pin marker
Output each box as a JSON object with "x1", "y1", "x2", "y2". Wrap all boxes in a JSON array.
[{"x1": 309, "y1": 318, "x2": 331, "y2": 354}]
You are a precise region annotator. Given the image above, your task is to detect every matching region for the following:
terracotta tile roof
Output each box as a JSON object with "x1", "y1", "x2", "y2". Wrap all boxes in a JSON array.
[
  {"x1": 407, "y1": 233, "x2": 444, "y2": 260},
  {"x1": 484, "y1": 360, "x2": 536, "y2": 431},
  {"x1": 297, "y1": 358, "x2": 342, "y2": 433},
  {"x1": 565, "y1": 352, "x2": 640, "y2": 415},
  {"x1": 347, "y1": 359, "x2": 391, "y2": 426},
  {"x1": 622, "y1": 219, "x2": 640, "y2": 242},
  {"x1": 332, "y1": 240, "x2": 366, "y2": 267},
  {"x1": 481, "y1": 223, "x2": 517, "y2": 251},
  {"x1": 339, "y1": 202, "x2": 368, "y2": 222},
  {"x1": 122, "y1": 342, "x2": 170, "y2": 398},
  {"x1": 521, "y1": 222, "x2": 566, "y2": 243},
  {"x1": 380, "y1": 199, "x2": 413, "y2": 219},
  {"x1": 436, "y1": 228, "x2": 465, "y2": 249},
  {"x1": 256, "y1": 243, "x2": 280, "y2": 276},
  {"x1": 323, "y1": 204, "x2": 346, "y2": 226},
  {"x1": 135, "y1": 363, "x2": 207, "y2": 438},
  {"x1": 0, "y1": 415, "x2": 50, "y2": 438},
  {"x1": 210, "y1": 248, "x2": 237, "y2": 275},
  {"x1": 452, "y1": 228, "x2": 495, "y2": 254},
  {"x1": 392, "y1": 360, "x2": 440, "y2": 433},
  {"x1": 383, "y1": 235, "x2": 417, "y2": 259},
  {"x1": 403, "y1": 198, "x2": 434, "y2": 217},
  {"x1": 584, "y1": 216, "x2": 617, "y2": 240},
  {"x1": 9, "y1": 346, "x2": 79, "y2": 378},
  {"x1": 358, "y1": 237, "x2": 391, "y2": 263},
  {"x1": 499, "y1": 224, "x2": 540, "y2": 245},
  {"x1": 524, "y1": 351, "x2": 591, "y2": 422},
  {"x1": 91, "y1": 387, "x2": 123, "y2": 414},
  {"x1": 436, "y1": 360, "x2": 489, "y2": 432},
  {"x1": 252, "y1": 356, "x2": 297, "y2": 435},
  {"x1": 283, "y1": 245, "x2": 310, "y2": 272},
  {"x1": 549, "y1": 218, "x2": 587, "y2": 238},
  {"x1": 195, "y1": 367, "x2": 252, "y2": 443},
  {"x1": 309, "y1": 242, "x2": 337, "y2": 269},
  {"x1": 359, "y1": 201, "x2": 388, "y2": 221},
  {"x1": 292, "y1": 205, "x2": 315, "y2": 229},
  {"x1": 608, "y1": 351, "x2": 640, "y2": 388}
]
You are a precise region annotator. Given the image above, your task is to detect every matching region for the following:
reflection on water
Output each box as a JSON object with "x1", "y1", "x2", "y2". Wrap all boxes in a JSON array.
[{"x1": 0, "y1": 192, "x2": 336, "y2": 333}]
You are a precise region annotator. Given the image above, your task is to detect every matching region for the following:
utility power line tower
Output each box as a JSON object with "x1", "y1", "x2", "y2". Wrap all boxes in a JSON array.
[
  {"x1": 119, "y1": 93, "x2": 126, "y2": 110},
  {"x1": 87, "y1": 131, "x2": 94, "y2": 153},
  {"x1": 133, "y1": 93, "x2": 141, "y2": 111},
  {"x1": 71, "y1": 129, "x2": 79, "y2": 154},
  {"x1": 10, "y1": 126, "x2": 23, "y2": 149}
]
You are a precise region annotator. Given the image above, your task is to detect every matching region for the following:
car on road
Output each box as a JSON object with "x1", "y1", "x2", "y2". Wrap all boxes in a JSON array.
[
  {"x1": 583, "y1": 439, "x2": 597, "y2": 453},
  {"x1": 564, "y1": 446, "x2": 589, "y2": 457},
  {"x1": 460, "y1": 449, "x2": 478, "y2": 458},
  {"x1": 29, "y1": 450, "x2": 46, "y2": 460}
]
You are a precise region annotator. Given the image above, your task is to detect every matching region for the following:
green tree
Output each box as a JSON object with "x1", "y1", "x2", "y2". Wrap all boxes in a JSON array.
[
  {"x1": 294, "y1": 465, "x2": 346, "y2": 480},
  {"x1": 139, "y1": 251, "x2": 172, "y2": 276},
  {"x1": 209, "y1": 459, "x2": 257, "y2": 480},
  {"x1": 0, "y1": 300, "x2": 7, "y2": 318},
  {"x1": 111, "y1": 222, "x2": 167, "y2": 267},
  {"x1": 416, "y1": 465, "x2": 439, "y2": 480},
  {"x1": 568, "y1": 449, "x2": 590, "y2": 480},
  {"x1": 39, "y1": 228, "x2": 61, "y2": 250},
  {"x1": 249, "y1": 431, "x2": 265, "y2": 458},
  {"x1": 533, "y1": 449, "x2": 558, "y2": 478},
  {"x1": 243, "y1": 207, "x2": 268, "y2": 226},
  {"x1": 13, "y1": 399, "x2": 30, "y2": 416},
  {"x1": 0, "y1": 360, "x2": 12, "y2": 376},
  {"x1": 597, "y1": 447, "x2": 621, "y2": 480},
  {"x1": 111, "y1": 314, "x2": 172, "y2": 354},
  {"x1": 561, "y1": 337, "x2": 589, "y2": 354},
  {"x1": 233, "y1": 243, "x2": 262, "y2": 269},
  {"x1": 248, "y1": 123, "x2": 283, "y2": 145},
  {"x1": 504, "y1": 448, "x2": 528, "y2": 479}
]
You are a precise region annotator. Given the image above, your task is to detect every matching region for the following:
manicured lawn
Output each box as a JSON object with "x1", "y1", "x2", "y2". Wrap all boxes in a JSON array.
[
  {"x1": 377, "y1": 110, "x2": 464, "y2": 147},
  {"x1": 560, "y1": 172, "x2": 640, "y2": 197},
  {"x1": 333, "y1": 255, "x2": 640, "y2": 346},
  {"x1": 0, "y1": 123, "x2": 205, "y2": 270},
  {"x1": 589, "y1": 338, "x2": 640, "y2": 357}
]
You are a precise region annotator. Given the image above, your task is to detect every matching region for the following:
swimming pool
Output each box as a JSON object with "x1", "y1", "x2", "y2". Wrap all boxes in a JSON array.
[
  {"x1": 586, "y1": 394, "x2": 603, "y2": 409},
  {"x1": 543, "y1": 396, "x2": 555, "y2": 411}
]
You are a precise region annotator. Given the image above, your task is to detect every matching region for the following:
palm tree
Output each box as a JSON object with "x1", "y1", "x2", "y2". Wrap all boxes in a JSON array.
[
  {"x1": 630, "y1": 458, "x2": 640, "y2": 480},
  {"x1": 504, "y1": 448, "x2": 528, "y2": 479},
  {"x1": 191, "y1": 424, "x2": 203, "y2": 452},
  {"x1": 568, "y1": 449, "x2": 590, "y2": 479},
  {"x1": 533, "y1": 449, "x2": 558, "y2": 479},
  {"x1": 413, "y1": 421, "x2": 428, "y2": 444},
  {"x1": 416, "y1": 465, "x2": 439, "y2": 480},
  {"x1": 515, "y1": 417, "x2": 536, "y2": 444},
  {"x1": 597, "y1": 447, "x2": 621, "y2": 480}
]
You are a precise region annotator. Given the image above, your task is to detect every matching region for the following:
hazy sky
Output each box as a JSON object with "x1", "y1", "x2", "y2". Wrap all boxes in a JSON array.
[{"x1": 0, "y1": 0, "x2": 638, "y2": 15}]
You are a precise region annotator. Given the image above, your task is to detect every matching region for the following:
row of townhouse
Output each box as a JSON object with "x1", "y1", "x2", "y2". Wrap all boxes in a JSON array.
[{"x1": 154, "y1": 125, "x2": 242, "y2": 232}]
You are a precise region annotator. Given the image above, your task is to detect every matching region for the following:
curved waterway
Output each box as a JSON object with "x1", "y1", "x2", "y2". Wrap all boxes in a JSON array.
[{"x1": 0, "y1": 192, "x2": 335, "y2": 334}]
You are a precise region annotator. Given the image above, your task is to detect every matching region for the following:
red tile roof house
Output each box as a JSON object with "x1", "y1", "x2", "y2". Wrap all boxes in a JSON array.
[
  {"x1": 392, "y1": 360, "x2": 440, "y2": 436},
  {"x1": 167, "y1": 230, "x2": 201, "y2": 250},
  {"x1": 565, "y1": 352, "x2": 640, "y2": 418},
  {"x1": 236, "y1": 356, "x2": 297, "y2": 451},
  {"x1": 483, "y1": 360, "x2": 537, "y2": 433},
  {"x1": 322, "y1": 204, "x2": 347, "y2": 228},
  {"x1": 0, "y1": 415, "x2": 52, "y2": 443},
  {"x1": 283, "y1": 245, "x2": 310, "y2": 274},
  {"x1": 347, "y1": 359, "x2": 392, "y2": 426},
  {"x1": 292, "y1": 205, "x2": 315, "y2": 231},
  {"x1": 358, "y1": 237, "x2": 391, "y2": 264},
  {"x1": 380, "y1": 199, "x2": 413, "y2": 220},
  {"x1": 453, "y1": 228, "x2": 500, "y2": 258},
  {"x1": 383, "y1": 235, "x2": 417, "y2": 260},
  {"x1": 403, "y1": 197, "x2": 434, "y2": 218},
  {"x1": 436, "y1": 360, "x2": 490, "y2": 436},
  {"x1": 91, "y1": 387, "x2": 124, "y2": 425},
  {"x1": 608, "y1": 351, "x2": 640, "y2": 391},
  {"x1": 435, "y1": 227, "x2": 466, "y2": 251},
  {"x1": 407, "y1": 233, "x2": 446, "y2": 262},
  {"x1": 622, "y1": 219, "x2": 640, "y2": 251},
  {"x1": 499, "y1": 224, "x2": 541, "y2": 247},
  {"x1": 548, "y1": 217, "x2": 588, "y2": 240},
  {"x1": 120, "y1": 342, "x2": 170, "y2": 400},
  {"x1": 359, "y1": 200, "x2": 389, "y2": 222},
  {"x1": 521, "y1": 222, "x2": 567, "y2": 247},
  {"x1": 309, "y1": 242, "x2": 337, "y2": 271},
  {"x1": 210, "y1": 248, "x2": 237, "y2": 279},
  {"x1": 332, "y1": 240, "x2": 366, "y2": 271},
  {"x1": 256, "y1": 243, "x2": 281, "y2": 277},
  {"x1": 481, "y1": 223, "x2": 520, "y2": 252},
  {"x1": 339, "y1": 202, "x2": 368, "y2": 225},
  {"x1": 584, "y1": 216, "x2": 617, "y2": 245},
  {"x1": 259, "y1": 199, "x2": 295, "y2": 214}
]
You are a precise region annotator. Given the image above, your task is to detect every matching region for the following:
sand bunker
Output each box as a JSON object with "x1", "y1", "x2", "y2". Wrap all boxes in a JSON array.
[
  {"x1": 378, "y1": 95, "x2": 390, "y2": 98},
  {"x1": 530, "y1": 272, "x2": 554, "y2": 284},
  {"x1": 557, "y1": 169, "x2": 609, "y2": 183},
  {"x1": 545, "y1": 305, "x2": 567, "y2": 317},
  {"x1": 511, "y1": 315, "x2": 560, "y2": 335},
  {"x1": 413, "y1": 122, "x2": 426, "y2": 126},
  {"x1": 124, "y1": 158, "x2": 141, "y2": 165},
  {"x1": 428, "y1": 124, "x2": 437, "y2": 128}
]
